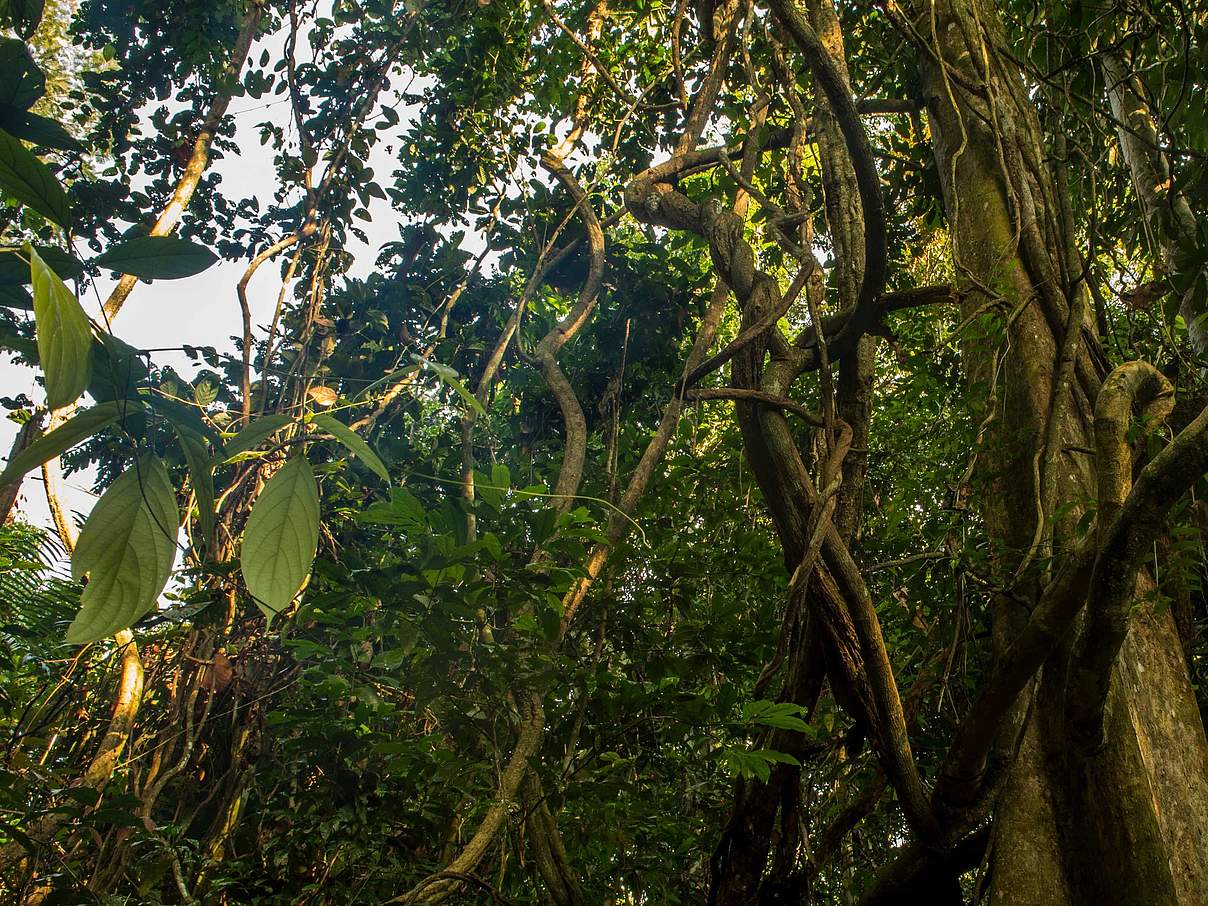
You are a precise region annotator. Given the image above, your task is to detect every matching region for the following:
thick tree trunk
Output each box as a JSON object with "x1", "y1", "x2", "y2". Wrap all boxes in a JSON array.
[{"x1": 917, "y1": 1, "x2": 1208, "y2": 902}]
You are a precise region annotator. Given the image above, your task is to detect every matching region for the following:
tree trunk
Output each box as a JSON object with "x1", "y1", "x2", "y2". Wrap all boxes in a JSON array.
[
  {"x1": 0, "y1": 413, "x2": 44, "y2": 523},
  {"x1": 917, "y1": 1, "x2": 1208, "y2": 902}
]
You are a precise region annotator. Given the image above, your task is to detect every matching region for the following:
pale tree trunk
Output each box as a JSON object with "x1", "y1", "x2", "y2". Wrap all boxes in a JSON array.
[{"x1": 916, "y1": 0, "x2": 1208, "y2": 902}]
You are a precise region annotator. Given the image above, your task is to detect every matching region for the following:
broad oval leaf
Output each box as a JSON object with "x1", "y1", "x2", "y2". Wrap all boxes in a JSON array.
[
  {"x1": 93, "y1": 236, "x2": 219, "y2": 280},
  {"x1": 241, "y1": 456, "x2": 320, "y2": 623},
  {"x1": 0, "y1": 399, "x2": 134, "y2": 487},
  {"x1": 0, "y1": 128, "x2": 70, "y2": 228},
  {"x1": 30, "y1": 244, "x2": 91, "y2": 408},
  {"x1": 312, "y1": 413, "x2": 389, "y2": 483},
  {"x1": 89, "y1": 333, "x2": 151, "y2": 405},
  {"x1": 0, "y1": 38, "x2": 45, "y2": 110},
  {"x1": 67, "y1": 455, "x2": 179, "y2": 644}
]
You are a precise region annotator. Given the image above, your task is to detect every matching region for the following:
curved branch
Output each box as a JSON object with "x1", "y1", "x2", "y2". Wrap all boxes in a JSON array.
[
  {"x1": 766, "y1": 0, "x2": 888, "y2": 354},
  {"x1": 686, "y1": 388, "x2": 824, "y2": 425},
  {"x1": 1068, "y1": 361, "x2": 1179, "y2": 751},
  {"x1": 533, "y1": 154, "x2": 606, "y2": 514},
  {"x1": 237, "y1": 233, "x2": 301, "y2": 421},
  {"x1": 626, "y1": 126, "x2": 937, "y2": 847}
]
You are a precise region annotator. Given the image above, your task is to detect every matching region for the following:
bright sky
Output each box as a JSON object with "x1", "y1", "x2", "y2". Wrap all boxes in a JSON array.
[{"x1": 1, "y1": 16, "x2": 416, "y2": 537}]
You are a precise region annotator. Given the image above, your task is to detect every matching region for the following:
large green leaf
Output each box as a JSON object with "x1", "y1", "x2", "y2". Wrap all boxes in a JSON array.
[
  {"x1": 241, "y1": 456, "x2": 320, "y2": 623},
  {"x1": 67, "y1": 455, "x2": 179, "y2": 644},
  {"x1": 0, "y1": 110, "x2": 82, "y2": 152},
  {"x1": 224, "y1": 413, "x2": 292, "y2": 459},
  {"x1": 312, "y1": 413, "x2": 389, "y2": 483},
  {"x1": 93, "y1": 236, "x2": 219, "y2": 279},
  {"x1": 0, "y1": 245, "x2": 82, "y2": 285},
  {"x1": 141, "y1": 390, "x2": 223, "y2": 447},
  {"x1": 359, "y1": 487, "x2": 425, "y2": 529},
  {"x1": 30, "y1": 244, "x2": 91, "y2": 408},
  {"x1": 0, "y1": 38, "x2": 43, "y2": 110},
  {"x1": 0, "y1": 400, "x2": 133, "y2": 487},
  {"x1": 174, "y1": 426, "x2": 216, "y2": 553},
  {"x1": 0, "y1": 283, "x2": 30, "y2": 309},
  {"x1": 3, "y1": 0, "x2": 44, "y2": 39},
  {"x1": 0, "y1": 128, "x2": 69, "y2": 228},
  {"x1": 89, "y1": 333, "x2": 150, "y2": 404}
]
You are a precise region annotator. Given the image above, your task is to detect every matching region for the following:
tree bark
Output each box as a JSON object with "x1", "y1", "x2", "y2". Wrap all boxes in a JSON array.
[
  {"x1": 916, "y1": 1, "x2": 1208, "y2": 902},
  {"x1": 0, "y1": 412, "x2": 44, "y2": 523}
]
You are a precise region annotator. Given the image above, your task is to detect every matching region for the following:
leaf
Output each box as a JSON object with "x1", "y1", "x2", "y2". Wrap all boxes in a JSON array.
[
  {"x1": 473, "y1": 468, "x2": 502, "y2": 509},
  {"x1": 0, "y1": 110, "x2": 82, "y2": 152},
  {"x1": 175, "y1": 427, "x2": 215, "y2": 553},
  {"x1": 67, "y1": 456, "x2": 179, "y2": 644},
  {"x1": 751, "y1": 749, "x2": 801, "y2": 767},
  {"x1": 742, "y1": 700, "x2": 810, "y2": 733},
  {"x1": 450, "y1": 377, "x2": 485, "y2": 416},
  {"x1": 754, "y1": 712, "x2": 810, "y2": 732},
  {"x1": 223, "y1": 413, "x2": 291, "y2": 459},
  {"x1": 412, "y1": 354, "x2": 486, "y2": 416},
  {"x1": 0, "y1": 399, "x2": 132, "y2": 487},
  {"x1": 306, "y1": 385, "x2": 338, "y2": 407},
  {"x1": 491, "y1": 462, "x2": 511, "y2": 488},
  {"x1": 359, "y1": 487, "x2": 425, "y2": 529},
  {"x1": 0, "y1": 128, "x2": 70, "y2": 228},
  {"x1": 0, "y1": 283, "x2": 30, "y2": 309},
  {"x1": 89, "y1": 333, "x2": 149, "y2": 404},
  {"x1": 5, "y1": 0, "x2": 44, "y2": 39},
  {"x1": 312, "y1": 413, "x2": 389, "y2": 483},
  {"x1": 192, "y1": 379, "x2": 217, "y2": 407},
  {"x1": 141, "y1": 391, "x2": 223, "y2": 447},
  {"x1": 93, "y1": 236, "x2": 218, "y2": 280},
  {"x1": 241, "y1": 456, "x2": 320, "y2": 623},
  {"x1": 0, "y1": 244, "x2": 82, "y2": 285},
  {"x1": 0, "y1": 38, "x2": 44, "y2": 110},
  {"x1": 30, "y1": 244, "x2": 91, "y2": 408}
]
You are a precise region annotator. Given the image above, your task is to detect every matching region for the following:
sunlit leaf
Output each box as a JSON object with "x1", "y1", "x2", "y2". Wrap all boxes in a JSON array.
[
  {"x1": 241, "y1": 456, "x2": 320, "y2": 623},
  {"x1": 30, "y1": 244, "x2": 91, "y2": 408},
  {"x1": 67, "y1": 455, "x2": 178, "y2": 643}
]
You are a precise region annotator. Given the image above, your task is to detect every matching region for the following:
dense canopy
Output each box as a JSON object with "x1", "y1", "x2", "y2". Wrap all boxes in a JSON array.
[{"x1": 2, "y1": 0, "x2": 1208, "y2": 903}]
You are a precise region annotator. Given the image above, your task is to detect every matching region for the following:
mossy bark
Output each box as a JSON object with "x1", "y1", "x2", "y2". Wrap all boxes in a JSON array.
[{"x1": 919, "y1": 0, "x2": 1208, "y2": 901}]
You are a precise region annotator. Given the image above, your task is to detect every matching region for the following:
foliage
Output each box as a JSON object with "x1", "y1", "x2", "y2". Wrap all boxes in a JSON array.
[{"x1": 0, "y1": 0, "x2": 1206, "y2": 903}]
